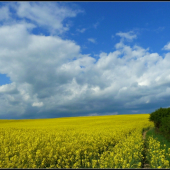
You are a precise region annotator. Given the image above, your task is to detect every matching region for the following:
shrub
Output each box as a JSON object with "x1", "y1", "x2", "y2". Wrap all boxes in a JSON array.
[
  {"x1": 149, "y1": 107, "x2": 170, "y2": 129},
  {"x1": 159, "y1": 115, "x2": 170, "y2": 141}
]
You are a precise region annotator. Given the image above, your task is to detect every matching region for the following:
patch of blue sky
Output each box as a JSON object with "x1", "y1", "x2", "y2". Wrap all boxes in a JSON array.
[
  {"x1": 0, "y1": 74, "x2": 11, "y2": 86},
  {"x1": 31, "y1": 26, "x2": 51, "y2": 36},
  {"x1": 71, "y1": 2, "x2": 170, "y2": 60}
]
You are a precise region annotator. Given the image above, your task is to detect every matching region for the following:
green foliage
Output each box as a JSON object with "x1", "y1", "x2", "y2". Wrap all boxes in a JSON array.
[
  {"x1": 160, "y1": 116, "x2": 170, "y2": 141},
  {"x1": 145, "y1": 128, "x2": 170, "y2": 168},
  {"x1": 146, "y1": 128, "x2": 170, "y2": 150},
  {"x1": 149, "y1": 107, "x2": 170, "y2": 142},
  {"x1": 149, "y1": 107, "x2": 170, "y2": 129}
]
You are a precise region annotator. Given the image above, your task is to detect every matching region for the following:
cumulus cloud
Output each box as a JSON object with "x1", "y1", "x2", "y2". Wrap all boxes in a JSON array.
[
  {"x1": 0, "y1": 83, "x2": 17, "y2": 94},
  {"x1": 116, "y1": 31, "x2": 137, "y2": 41},
  {"x1": 88, "y1": 38, "x2": 96, "y2": 43},
  {"x1": 0, "y1": 2, "x2": 170, "y2": 119},
  {"x1": 6, "y1": 2, "x2": 83, "y2": 35},
  {"x1": 162, "y1": 42, "x2": 170, "y2": 50}
]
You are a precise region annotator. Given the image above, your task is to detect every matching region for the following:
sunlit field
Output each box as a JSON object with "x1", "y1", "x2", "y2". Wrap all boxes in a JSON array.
[{"x1": 0, "y1": 114, "x2": 157, "y2": 168}]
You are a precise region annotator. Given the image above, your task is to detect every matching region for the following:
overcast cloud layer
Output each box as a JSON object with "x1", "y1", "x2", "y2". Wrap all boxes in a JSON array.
[{"x1": 0, "y1": 2, "x2": 170, "y2": 119}]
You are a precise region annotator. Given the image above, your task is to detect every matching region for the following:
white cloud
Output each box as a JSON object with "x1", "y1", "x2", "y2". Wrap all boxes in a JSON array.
[
  {"x1": 32, "y1": 102, "x2": 44, "y2": 107},
  {"x1": 91, "y1": 86, "x2": 100, "y2": 93},
  {"x1": 116, "y1": 31, "x2": 137, "y2": 41},
  {"x1": 162, "y1": 42, "x2": 170, "y2": 50},
  {"x1": 0, "y1": 83, "x2": 17, "y2": 93},
  {"x1": 88, "y1": 38, "x2": 96, "y2": 43},
  {"x1": 14, "y1": 2, "x2": 83, "y2": 35},
  {"x1": 0, "y1": 23, "x2": 35, "y2": 50},
  {"x1": 0, "y1": 21, "x2": 170, "y2": 118}
]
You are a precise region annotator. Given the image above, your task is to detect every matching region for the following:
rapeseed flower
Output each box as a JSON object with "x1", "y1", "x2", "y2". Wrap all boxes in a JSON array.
[{"x1": 0, "y1": 114, "x2": 154, "y2": 168}]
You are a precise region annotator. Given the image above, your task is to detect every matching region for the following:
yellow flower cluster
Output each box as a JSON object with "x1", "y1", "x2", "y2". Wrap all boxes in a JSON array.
[
  {"x1": 99, "y1": 126, "x2": 145, "y2": 168},
  {"x1": 146, "y1": 136, "x2": 170, "y2": 168},
  {"x1": 0, "y1": 114, "x2": 153, "y2": 168}
]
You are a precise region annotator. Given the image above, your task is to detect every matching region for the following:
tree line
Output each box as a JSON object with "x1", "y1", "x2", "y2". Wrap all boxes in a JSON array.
[{"x1": 149, "y1": 107, "x2": 170, "y2": 141}]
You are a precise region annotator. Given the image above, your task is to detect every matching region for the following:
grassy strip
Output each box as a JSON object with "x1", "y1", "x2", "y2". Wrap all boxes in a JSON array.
[
  {"x1": 145, "y1": 127, "x2": 170, "y2": 168},
  {"x1": 146, "y1": 128, "x2": 170, "y2": 153}
]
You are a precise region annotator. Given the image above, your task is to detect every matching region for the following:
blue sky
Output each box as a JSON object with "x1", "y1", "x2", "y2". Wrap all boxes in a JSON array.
[{"x1": 0, "y1": 2, "x2": 170, "y2": 119}]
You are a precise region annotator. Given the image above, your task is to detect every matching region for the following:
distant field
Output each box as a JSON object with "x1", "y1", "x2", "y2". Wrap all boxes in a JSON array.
[{"x1": 0, "y1": 114, "x2": 158, "y2": 168}]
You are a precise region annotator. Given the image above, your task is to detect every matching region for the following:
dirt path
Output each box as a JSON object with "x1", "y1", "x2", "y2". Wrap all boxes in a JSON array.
[
  {"x1": 143, "y1": 130, "x2": 147, "y2": 140},
  {"x1": 142, "y1": 130, "x2": 150, "y2": 169}
]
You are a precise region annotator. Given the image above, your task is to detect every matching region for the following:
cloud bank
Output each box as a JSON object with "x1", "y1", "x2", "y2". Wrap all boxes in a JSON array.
[{"x1": 0, "y1": 2, "x2": 170, "y2": 119}]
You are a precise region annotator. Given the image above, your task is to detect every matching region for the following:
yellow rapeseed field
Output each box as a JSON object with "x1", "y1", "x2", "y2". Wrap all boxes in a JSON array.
[{"x1": 0, "y1": 114, "x2": 156, "y2": 168}]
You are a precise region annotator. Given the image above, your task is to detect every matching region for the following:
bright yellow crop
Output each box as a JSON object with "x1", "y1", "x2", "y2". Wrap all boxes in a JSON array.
[
  {"x1": 99, "y1": 124, "x2": 147, "y2": 168},
  {"x1": 0, "y1": 114, "x2": 153, "y2": 168}
]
